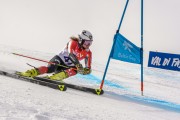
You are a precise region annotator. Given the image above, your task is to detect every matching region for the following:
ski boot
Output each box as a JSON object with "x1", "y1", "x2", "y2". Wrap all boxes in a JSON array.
[
  {"x1": 48, "y1": 71, "x2": 68, "y2": 81},
  {"x1": 17, "y1": 68, "x2": 40, "y2": 78}
]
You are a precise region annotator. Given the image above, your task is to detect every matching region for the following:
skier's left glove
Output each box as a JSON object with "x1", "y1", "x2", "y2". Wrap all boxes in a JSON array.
[{"x1": 82, "y1": 67, "x2": 91, "y2": 75}]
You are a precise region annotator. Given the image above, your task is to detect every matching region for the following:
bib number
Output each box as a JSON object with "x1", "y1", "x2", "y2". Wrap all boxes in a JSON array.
[{"x1": 64, "y1": 56, "x2": 73, "y2": 65}]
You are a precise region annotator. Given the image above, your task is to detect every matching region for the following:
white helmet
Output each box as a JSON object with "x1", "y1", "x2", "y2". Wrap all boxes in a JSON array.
[{"x1": 79, "y1": 30, "x2": 93, "y2": 41}]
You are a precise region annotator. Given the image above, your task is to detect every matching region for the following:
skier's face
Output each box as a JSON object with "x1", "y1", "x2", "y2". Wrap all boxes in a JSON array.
[{"x1": 82, "y1": 40, "x2": 92, "y2": 49}]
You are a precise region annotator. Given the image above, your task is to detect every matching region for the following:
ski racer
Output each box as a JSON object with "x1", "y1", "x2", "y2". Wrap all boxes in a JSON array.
[{"x1": 19, "y1": 30, "x2": 93, "y2": 80}]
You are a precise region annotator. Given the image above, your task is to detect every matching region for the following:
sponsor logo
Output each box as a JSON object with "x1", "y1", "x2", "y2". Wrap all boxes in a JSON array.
[
  {"x1": 118, "y1": 53, "x2": 136, "y2": 62},
  {"x1": 123, "y1": 41, "x2": 133, "y2": 52}
]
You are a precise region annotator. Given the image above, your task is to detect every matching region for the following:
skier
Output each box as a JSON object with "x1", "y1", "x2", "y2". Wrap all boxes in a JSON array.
[{"x1": 19, "y1": 30, "x2": 93, "y2": 80}]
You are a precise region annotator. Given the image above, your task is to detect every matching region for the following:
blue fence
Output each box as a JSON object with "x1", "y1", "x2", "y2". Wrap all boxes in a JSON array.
[{"x1": 148, "y1": 51, "x2": 180, "y2": 71}]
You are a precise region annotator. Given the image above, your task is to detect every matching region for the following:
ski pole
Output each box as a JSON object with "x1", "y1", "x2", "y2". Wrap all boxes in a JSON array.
[{"x1": 12, "y1": 52, "x2": 74, "y2": 69}]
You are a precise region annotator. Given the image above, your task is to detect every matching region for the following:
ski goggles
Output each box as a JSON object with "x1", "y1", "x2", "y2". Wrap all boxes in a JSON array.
[{"x1": 83, "y1": 40, "x2": 93, "y2": 46}]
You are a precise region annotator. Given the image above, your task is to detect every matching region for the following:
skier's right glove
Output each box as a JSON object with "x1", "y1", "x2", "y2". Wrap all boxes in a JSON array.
[{"x1": 76, "y1": 63, "x2": 84, "y2": 74}]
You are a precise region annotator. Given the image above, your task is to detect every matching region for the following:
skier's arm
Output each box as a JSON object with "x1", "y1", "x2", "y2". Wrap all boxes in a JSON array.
[
  {"x1": 67, "y1": 41, "x2": 83, "y2": 73},
  {"x1": 83, "y1": 51, "x2": 92, "y2": 75},
  {"x1": 68, "y1": 53, "x2": 84, "y2": 74},
  {"x1": 84, "y1": 51, "x2": 92, "y2": 69}
]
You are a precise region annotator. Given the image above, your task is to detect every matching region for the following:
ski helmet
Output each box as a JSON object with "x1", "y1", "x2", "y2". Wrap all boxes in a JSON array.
[{"x1": 79, "y1": 30, "x2": 93, "y2": 43}]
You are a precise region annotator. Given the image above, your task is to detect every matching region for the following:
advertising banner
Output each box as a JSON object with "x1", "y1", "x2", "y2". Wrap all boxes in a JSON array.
[
  {"x1": 111, "y1": 33, "x2": 140, "y2": 64},
  {"x1": 148, "y1": 51, "x2": 180, "y2": 71}
]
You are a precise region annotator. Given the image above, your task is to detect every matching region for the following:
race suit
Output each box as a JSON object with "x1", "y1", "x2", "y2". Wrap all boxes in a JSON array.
[{"x1": 45, "y1": 39, "x2": 92, "y2": 77}]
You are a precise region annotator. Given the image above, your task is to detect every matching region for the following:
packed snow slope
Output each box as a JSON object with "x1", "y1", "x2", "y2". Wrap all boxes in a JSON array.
[{"x1": 0, "y1": 44, "x2": 180, "y2": 120}]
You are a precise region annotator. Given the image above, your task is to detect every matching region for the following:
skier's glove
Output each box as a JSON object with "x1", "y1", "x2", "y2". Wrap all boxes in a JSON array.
[
  {"x1": 82, "y1": 67, "x2": 91, "y2": 75},
  {"x1": 76, "y1": 64, "x2": 84, "y2": 74}
]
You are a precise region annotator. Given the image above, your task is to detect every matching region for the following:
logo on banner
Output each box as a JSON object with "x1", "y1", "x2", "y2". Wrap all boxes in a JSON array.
[
  {"x1": 148, "y1": 51, "x2": 180, "y2": 71},
  {"x1": 123, "y1": 41, "x2": 133, "y2": 52}
]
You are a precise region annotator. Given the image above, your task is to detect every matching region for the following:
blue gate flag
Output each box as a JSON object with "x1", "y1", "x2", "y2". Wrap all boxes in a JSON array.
[
  {"x1": 110, "y1": 33, "x2": 140, "y2": 64},
  {"x1": 148, "y1": 51, "x2": 180, "y2": 71}
]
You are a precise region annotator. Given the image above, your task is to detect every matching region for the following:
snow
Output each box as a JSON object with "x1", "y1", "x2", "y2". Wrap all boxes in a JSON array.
[{"x1": 0, "y1": 45, "x2": 180, "y2": 120}]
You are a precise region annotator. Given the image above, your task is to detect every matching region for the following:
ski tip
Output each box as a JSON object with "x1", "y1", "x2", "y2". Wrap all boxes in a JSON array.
[{"x1": 95, "y1": 89, "x2": 104, "y2": 95}]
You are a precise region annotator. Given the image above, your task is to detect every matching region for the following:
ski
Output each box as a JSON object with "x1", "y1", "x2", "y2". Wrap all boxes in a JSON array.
[
  {"x1": 0, "y1": 70, "x2": 67, "y2": 91},
  {"x1": 34, "y1": 77, "x2": 104, "y2": 95},
  {"x1": 0, "y1": 70, "x2": 104, "y2": 95}
]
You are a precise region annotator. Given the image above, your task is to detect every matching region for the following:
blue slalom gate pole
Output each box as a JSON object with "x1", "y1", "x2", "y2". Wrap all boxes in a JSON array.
[
  {"x1": 117, "y1": 0, "x2": 129, "y2": 32},
  {"x1": 141, "y1": 0, "x2": 144, "y2": 96},
  {"x1": 100, "y1": 36, "x2": 117, "y2": 89},
  {"x1": 100, "y1": 0, "x2": 129, "y2": 90}
]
